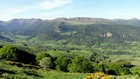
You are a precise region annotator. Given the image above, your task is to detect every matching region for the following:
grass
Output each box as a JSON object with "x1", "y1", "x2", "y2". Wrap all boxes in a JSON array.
[
  {"x1": 37, "y1": 70, "x2": 86, "y2": 79},
  {"x1": 115, "y1": 75, "x2": 140, "y2": 79},
  {"x1": 0, "y1": 59, "x2": 87, "y2": 79},
  {"x1": 108, "y1": 55, "x2": 140, "y2": 66},
  {"x1": 1, "y1": 59, "x2": 140, "y2": 79}
]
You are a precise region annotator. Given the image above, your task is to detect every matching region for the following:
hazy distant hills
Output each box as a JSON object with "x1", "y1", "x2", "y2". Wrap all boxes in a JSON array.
[
  {"x1": 0, "y1": 17, "x2": 140, "y2": 45},
  {"x1": 54, "y1": 17, "x2": 140, "y2": 26},
  {"x1": 54, "y1": 17, "x2": 112, "y2": 24}
]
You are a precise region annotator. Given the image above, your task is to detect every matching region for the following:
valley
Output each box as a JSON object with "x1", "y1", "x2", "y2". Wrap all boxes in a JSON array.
[{"x1": 1, "y1": 18, "x2": 140, "y2": 79}]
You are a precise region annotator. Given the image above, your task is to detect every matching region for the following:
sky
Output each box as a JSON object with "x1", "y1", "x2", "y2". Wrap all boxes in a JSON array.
[{"x1": 0, "y1": 0, "x2": 140, "y2": 21}]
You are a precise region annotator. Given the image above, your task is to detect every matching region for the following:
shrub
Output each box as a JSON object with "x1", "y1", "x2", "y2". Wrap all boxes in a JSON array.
[
  {"x1": 68, "y1": 56, "x2": 92, "y2": 73},
  {"x1": 55, "y1": 57, "x2": 71, "y2": 71},
  {"x1": 84, "y1": 72, "x2": 114, "y2": 79},
  {"x1": 93, "y1": 63, "x2": 108, "y2": 74},
  {"x1": 39, "y1": 57, "x2": 52, "y2": 70},
  {"x1": 0, "y1": 46, "x2": 19, "y2": 61},
  {"x1": 0, "y1": 46, "x2": 36, "y2": 64},
  {"x1": 107, "y1": 63, "x2": 130, "y2": 75},
  {"x1": 130, "y1": 66, "x2": 140, "y2": 75},
  {"x1": 36, "y1": 52, "x2": 51, "y2": 64}
]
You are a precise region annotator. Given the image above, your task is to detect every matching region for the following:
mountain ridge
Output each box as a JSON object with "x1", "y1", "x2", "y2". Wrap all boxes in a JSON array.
[
  {"x1": 1, "y1": 17, "x2": 140, "y2": 26},
  {"x1": 0, "y1": 17, "x2": 140, "y2": 46}
]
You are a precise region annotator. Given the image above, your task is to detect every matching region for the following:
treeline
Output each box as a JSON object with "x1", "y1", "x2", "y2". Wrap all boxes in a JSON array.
[
  {"x1": 0, "y1": 45, "x2": 139, "y2": 76},
  {"x1": 37, "y1": 53, "x2": 132, "y2": 76}
]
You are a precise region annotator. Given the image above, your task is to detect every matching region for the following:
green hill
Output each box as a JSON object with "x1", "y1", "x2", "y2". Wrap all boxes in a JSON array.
[
  {"x1": 0, "y1": 17, "x2": 140, "y2": 47},
  {"x1": 1, "y1": 18, "x2": 140, "y2": 78}
]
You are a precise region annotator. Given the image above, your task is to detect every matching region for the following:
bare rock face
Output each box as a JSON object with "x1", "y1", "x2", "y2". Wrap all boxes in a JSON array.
[
  {"x1": 106, "y1": 32, "x2": 113, "y2": 38},
  {"x1": 101, "y1": 32, "x2": 112, "y2": 38}
]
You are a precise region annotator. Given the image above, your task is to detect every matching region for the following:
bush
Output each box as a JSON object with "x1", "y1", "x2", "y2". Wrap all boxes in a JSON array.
[
  {"x1": 107, "y1": 62, "x2": 130, "y2": 75},
  {"x1": 39, "y1": 57, "x2": 52, "y2": 70},
  {"x1": 36, "y1": 52, "x2": 51, "y2": 64},
  {"x1": 92, "y1": 63, "x2": 108, "y2": 74},
  {"x1": 55, "y1": 57, "x2": 71, "y2": 71},
  {"x1": 0, "y1": 46, "x2": 36, "y2": 64},
  {"x1": 84, "y1": 72, "x2": 114, "y2": 79},
  {"x1": 130, "y1": 66, "x2": 140, "y2": 75},
  {"x1": 0, "y1": 46, "x2": 19, "y2": 61},
  {"x1": 68, "y1": 56, "x2": 92, "y2": 73}
]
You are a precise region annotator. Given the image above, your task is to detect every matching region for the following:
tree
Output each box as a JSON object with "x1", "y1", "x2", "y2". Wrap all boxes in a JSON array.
[
  {"x1": 89, "y1": 53, "x2": 108, "y2": 63},
  {"x1": 0, "y1": 46, "x2": 36, "y2": 64},
  {"x1": 130, "y1": 66, "x2": 140, "y2": 75},
  {"x1": 92, "y1": 63, "x2": 108, "y2": 74},
  {"x1": 0, "y1": 46, "x2": 19, "y2": 61},
  {"x1": 36, "y1": 52, "x2": 51, "y2": 64},
  {"x1": 55, "y1": 57, "x2": 71, "y2": 71},
  {"x1": 68, "y1": 56, "x2": 92, "y2": 73},
  {"x1": 39, "y1": 57, "x2": 52, "y2": 70},
  {"x1": 107, "y1": 62, "x2": 130, "y2": 75}
]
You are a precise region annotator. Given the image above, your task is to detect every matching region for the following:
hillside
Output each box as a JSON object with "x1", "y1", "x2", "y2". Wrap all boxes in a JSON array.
[
  {"x1": 1, "y1": 18, "x2": 140, "y2": 79},
  {"x1": 0, "y1": 17, "x2": 140, "y2": 46}
]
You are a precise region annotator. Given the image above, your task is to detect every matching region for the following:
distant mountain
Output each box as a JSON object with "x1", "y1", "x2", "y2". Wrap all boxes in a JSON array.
[
  {"x1": 0, "y1": 35, "x2": 13, "y2": 42},
  {"x1": 0, "y1": 24, "x2": 5, "y2": 31},
  {"x1": 54, "y1": 17, "x2": 140, "y2": 26},
  {"x1": 0, "y1": 17, "x2": 140, "y2": 45},
  {"x1": 54, "y1": 17, "x2": 113, "y2": 24},
  {"x1": 112, "y1": 18, "x2": 140, "y2": 26}
]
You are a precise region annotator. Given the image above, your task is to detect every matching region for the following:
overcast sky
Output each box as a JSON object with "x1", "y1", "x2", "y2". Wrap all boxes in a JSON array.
[{"x1": 0, "y1": 0, "x2": 140, "y2": 21}]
